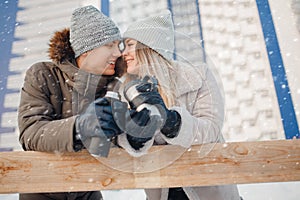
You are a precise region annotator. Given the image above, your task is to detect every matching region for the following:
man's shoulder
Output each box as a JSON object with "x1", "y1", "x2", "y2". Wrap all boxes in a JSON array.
[
  {"x1": 28, "y1": 61, "x2": 58, "y2": 72},
  {"x1": 24, "y1": 61, "x2": 62, "y2": 84}
]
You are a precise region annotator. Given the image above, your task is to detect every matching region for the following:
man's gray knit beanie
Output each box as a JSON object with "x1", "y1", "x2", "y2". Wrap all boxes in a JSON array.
[
  {"x1": 123, "y1": 10, "x2": 175, "y2": 61},
  {"x1": 70, "y1": 5, "x2": 121, "y2": 58}
]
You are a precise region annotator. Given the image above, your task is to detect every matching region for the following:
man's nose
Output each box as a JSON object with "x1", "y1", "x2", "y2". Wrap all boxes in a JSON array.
[
  {"x1": 113, "y1": 47, "x2": 122, "y2": 57},
  {"x1": 122, "y1": 47, "x2": 128, "y2": 56}
]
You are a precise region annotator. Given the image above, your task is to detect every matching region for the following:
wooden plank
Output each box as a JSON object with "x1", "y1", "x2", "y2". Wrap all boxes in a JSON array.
[{"x1": 0, "y1": 139, "x2": 300, "y2": 194}]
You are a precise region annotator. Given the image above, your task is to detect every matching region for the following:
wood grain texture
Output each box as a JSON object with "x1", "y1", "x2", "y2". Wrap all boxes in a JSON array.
[{"x1": 1, "y1": 139, "x2": 300, "y2": 193}]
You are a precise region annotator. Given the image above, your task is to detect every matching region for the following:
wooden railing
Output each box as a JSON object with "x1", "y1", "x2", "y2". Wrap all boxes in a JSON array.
[{"x1": 1, "y1": 139, "x2": 300, "y2": 194}]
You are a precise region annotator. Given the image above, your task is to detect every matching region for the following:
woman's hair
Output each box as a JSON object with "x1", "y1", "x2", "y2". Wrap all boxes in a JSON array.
[{"x1": 134, "y1": 41, "x2": 177, "y2": 108}]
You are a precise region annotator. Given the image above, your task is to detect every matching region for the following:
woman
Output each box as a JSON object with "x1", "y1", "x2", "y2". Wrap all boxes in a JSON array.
[{"x1": 118, "y1": 10, "x2": 241, "y2": 200}]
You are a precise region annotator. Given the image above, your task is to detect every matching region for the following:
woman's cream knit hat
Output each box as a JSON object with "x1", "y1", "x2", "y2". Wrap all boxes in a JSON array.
[{"x1": 123, "y1": 10, "x2": 175, "y2": 61}]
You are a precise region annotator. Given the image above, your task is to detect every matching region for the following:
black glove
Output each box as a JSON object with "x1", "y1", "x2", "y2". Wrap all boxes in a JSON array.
[
  {"x1": 128, "y1": 80, "x2": 182, "y2": 138},
  {"x1": 74, "y1": 98, "x2": 124, "y2": 152},
  {"x1": 125, "y1": 108, "x2": 154, "y2": 150}
]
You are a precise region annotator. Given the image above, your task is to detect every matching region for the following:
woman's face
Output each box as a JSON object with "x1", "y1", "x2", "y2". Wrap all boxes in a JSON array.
[
  {"x1": 79, "y1": 41, "x2": 121, "y2": 75},
  {"x1": 122, "y1": 39, "x2": 140, "y2": 74}
]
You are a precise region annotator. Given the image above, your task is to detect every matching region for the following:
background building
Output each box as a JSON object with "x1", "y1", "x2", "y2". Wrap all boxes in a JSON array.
[{"x1": 0, "y1": 0, "x2": 299, "y2": 199}]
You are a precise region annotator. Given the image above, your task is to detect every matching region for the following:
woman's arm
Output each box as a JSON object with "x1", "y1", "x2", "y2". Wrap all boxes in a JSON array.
[{"x1": 162, "y1": 67, "x2": 225, "y2": 147}]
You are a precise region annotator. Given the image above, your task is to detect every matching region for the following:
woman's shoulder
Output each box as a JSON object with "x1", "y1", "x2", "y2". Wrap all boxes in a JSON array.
[
  {"x1": 172, "y1": 61, "x2": 207, "y2": 95},
  {"x1": 173, "y1": 61, "x2": 207, "y2": 77}
]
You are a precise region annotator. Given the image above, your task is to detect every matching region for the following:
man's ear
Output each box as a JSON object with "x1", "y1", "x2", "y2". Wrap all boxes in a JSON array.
[
  {"x1": 81, "y1": 51, "x2": 89, "y2": 57},
  {"x1": 76, "y1": 52, "x2": 89, "y2": 68}
]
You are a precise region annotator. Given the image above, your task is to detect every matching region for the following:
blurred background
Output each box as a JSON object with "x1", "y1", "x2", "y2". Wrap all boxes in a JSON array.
[{"x1": 0, "y1": 0, "x2": 299, "y2": 199}]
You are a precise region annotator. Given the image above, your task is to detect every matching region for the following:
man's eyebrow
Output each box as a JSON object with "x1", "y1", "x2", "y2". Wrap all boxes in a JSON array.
[{"x1": 113, "y1": 41, "x2": 121, "y2": 45}]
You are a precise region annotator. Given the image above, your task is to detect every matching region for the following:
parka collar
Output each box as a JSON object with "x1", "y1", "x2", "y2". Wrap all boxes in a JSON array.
[{"x1": 58, "y1": 60, "x2": 113, "y2": 99}]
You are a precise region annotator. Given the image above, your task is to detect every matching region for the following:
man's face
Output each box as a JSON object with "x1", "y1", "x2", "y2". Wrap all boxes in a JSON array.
[{"x1": 79, "y1": 41, "x2": 121, "y2": 75}]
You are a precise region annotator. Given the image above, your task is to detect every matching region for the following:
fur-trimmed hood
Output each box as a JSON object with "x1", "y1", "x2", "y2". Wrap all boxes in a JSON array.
[{"x1": 48, "y1": 28, "x2": 75, "y2": 64}]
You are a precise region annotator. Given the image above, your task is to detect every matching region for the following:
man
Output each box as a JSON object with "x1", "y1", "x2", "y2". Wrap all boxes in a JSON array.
[{"x1": 18, "y1": 5, "x2": 123, "y2": 199}]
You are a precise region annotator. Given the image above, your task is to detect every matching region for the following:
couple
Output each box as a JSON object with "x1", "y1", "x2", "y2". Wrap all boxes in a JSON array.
[{"x1": 18, "y1": 5, "x2": 240, "y2": 200}]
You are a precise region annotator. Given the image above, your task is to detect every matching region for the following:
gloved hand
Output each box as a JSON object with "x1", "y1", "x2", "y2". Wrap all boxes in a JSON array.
[
  {"x1": 125, "y1": 108, "x2": 154, "y2": 150},
  {"x1": 127, "y1": 79, "x2": 182, "y2": 138},
  {"x1": 74, "y1": 98, "x2": 124, "y2": 151}
]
